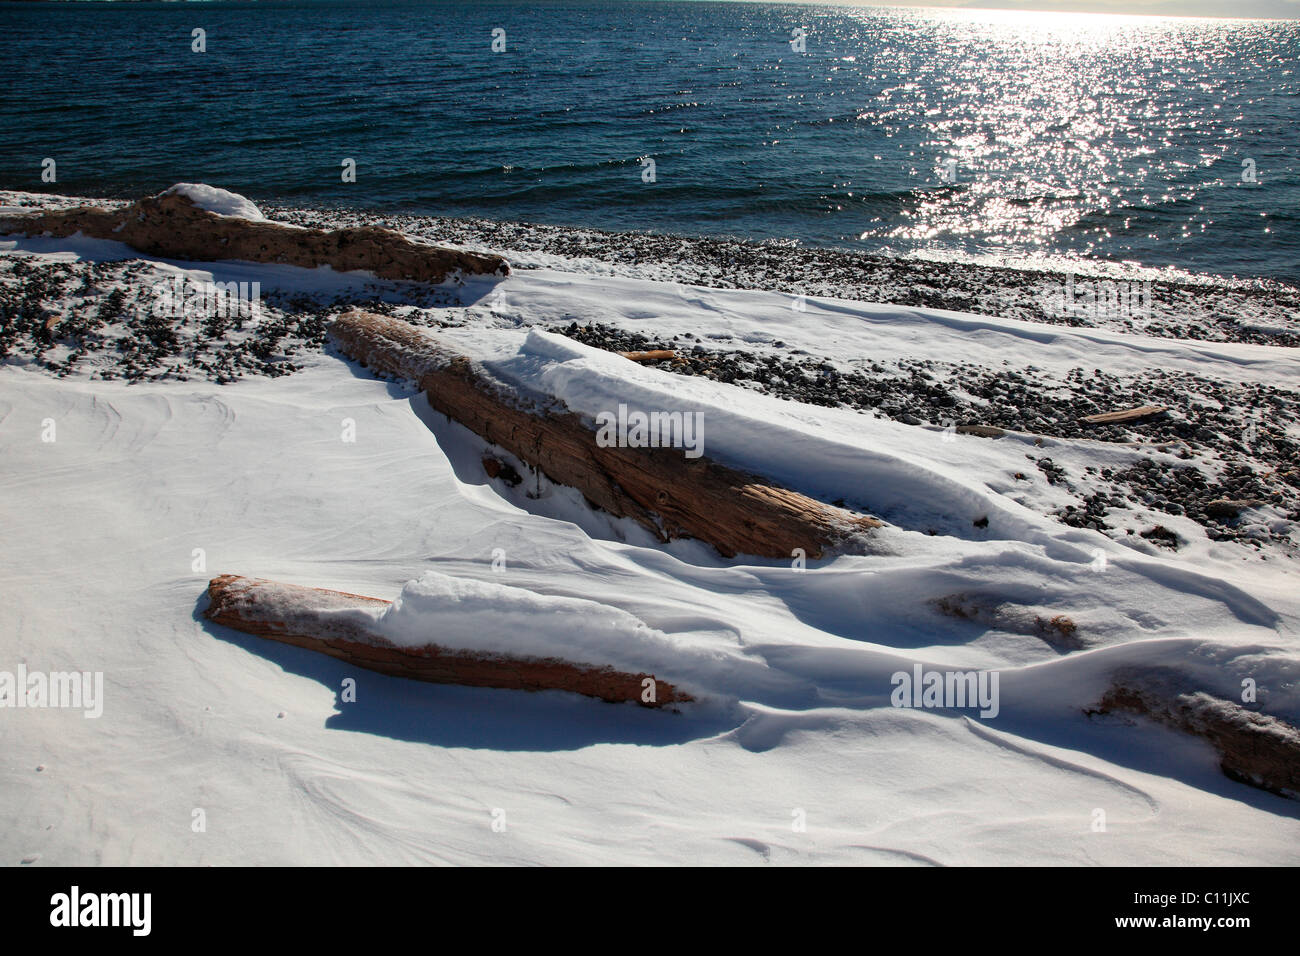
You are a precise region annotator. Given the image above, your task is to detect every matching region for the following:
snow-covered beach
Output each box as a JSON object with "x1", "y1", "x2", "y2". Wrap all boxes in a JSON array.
[{"x1": 2, "y1": 187, "x2": 1298, "y2": 866}]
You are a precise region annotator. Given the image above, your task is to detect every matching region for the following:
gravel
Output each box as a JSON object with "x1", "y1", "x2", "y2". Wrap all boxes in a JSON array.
[
  {"x1": 3, "y1": 192, "x2": 1296, "y2": 556},
  {"x1": 549, "y1": 319, "x2": 1300, "y2": 552}
]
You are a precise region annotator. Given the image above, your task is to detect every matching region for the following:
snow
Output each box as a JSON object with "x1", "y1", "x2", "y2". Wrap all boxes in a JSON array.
[
  {"x1": 163, "y1": 183, "x2": 266, "y2": 222},
  {"x1": 366, "y1": 571, "x2": 775, "y2": 703},
  {"x1": 2, "y1": 214, "x2": 1299, "y2": 865}
]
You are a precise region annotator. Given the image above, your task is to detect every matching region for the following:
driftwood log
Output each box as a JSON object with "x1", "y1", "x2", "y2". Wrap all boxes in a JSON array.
[
  {"x1": 204, "y1": 574, "x2": 690, "y2": 707},
  {"x1": 619, "y1": 349, "x2": 679, "y2": 364},
  {"x1": 1080, "y1": 405, "x2": 1167, "y2": 426},
  {"x1": 328, "y1": 310, "x2": 880, "y2": 559},
  {"x1": 955, "y1": 424, "x2": 1005, "y2": 438},
  {"x1": 1090, "y1": 668, "x2": 1300, "y2": 798},
  {"x1": 0, "y1": 189, "x2": 508, "y2": 283}
]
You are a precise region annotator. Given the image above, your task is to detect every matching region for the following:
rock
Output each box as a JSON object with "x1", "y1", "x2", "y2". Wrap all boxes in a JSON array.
[
  {"x1": 1140, "y1": 525, "x2": 1179, "y2": 549},
  {"x1": 481, "y1": 456, "x2": 523, "y2": 487}
]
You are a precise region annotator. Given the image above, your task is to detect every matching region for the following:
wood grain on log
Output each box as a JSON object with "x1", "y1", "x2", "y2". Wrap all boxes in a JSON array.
[
  {"x1": 1080, "y1": 405, "x2": 1168, "y2": 425},
  {"x1": 204, "y1": 574, "x2": 690, "y2": 707},
  {"x1": 619, "y1": 350, "x2": 678, "y2": 363},
  {"x1": 0, "y1": 190, "x2": 508, "y2": 283},
  {"x1": 328, "y1": 310, "x2": 881, "y2": 559}
]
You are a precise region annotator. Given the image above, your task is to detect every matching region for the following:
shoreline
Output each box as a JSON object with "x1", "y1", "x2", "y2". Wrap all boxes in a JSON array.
[
  {"x1": 270, "y1": 202, "x2": 1300, "y2": 350},
  {"x1": 2, "y1": 186, "x2": 1297, "y2": 558},
  {"x1": 3, "y1": 181, "x2": 1300, "y2": 868},
  {"x1": 5, "y1": 188, "x2": 1298, "y2": 348}
]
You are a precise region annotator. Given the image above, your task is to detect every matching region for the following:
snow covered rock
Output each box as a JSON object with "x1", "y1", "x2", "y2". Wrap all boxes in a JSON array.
[{"x1": 162, "y1": 183, "x2": 265, "y2": 221}]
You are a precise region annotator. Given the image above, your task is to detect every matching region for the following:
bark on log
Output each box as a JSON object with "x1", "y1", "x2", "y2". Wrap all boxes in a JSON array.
[
  {"x1": 327, "y1": 310, "x2": 881, "y2": 559},
  {"x1": 0, "y1": 189, "x2": 508, "y2": 283},
  {"x1": 204, "y1": 574, "x2": 690, "y2": 707},
  {"x1": 1090, "y1": 668, "x2": 1300, "y2": 798}
]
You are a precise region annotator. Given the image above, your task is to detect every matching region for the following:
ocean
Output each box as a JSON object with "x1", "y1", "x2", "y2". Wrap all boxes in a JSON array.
[{"x1": 2, "y1": 0, "x2": 1297, "y2": 283}]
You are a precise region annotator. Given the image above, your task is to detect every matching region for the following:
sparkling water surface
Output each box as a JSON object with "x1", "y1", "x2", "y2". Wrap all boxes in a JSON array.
[{"x1": 1, "y1": 1, "x2": 1297, "y2": 282}]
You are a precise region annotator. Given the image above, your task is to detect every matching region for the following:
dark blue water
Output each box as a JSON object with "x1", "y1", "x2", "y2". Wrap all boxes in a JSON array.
[{"x1": 2, "y1": 1, "x2": 1298, "y2": 282}]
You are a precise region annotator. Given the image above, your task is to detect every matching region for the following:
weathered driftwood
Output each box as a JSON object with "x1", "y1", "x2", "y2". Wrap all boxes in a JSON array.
[
  {"x1": 328, "y1": 310, "x2": 880, "y2": 559},
  {"x1": 0, "y1": 189, "x2": 508, "y2": 283},
  {"x1": 931, "y1": 594, "x2": 1084, "y2": 651},
  {"x1": 1080, "y1": 405, "x2": 1168, "y2": 426},
  {"x1": 955, "y1": 424, "x2": 1006, "y2": 439},
  {"x1": 1203, "y1": 498, "x2": 1264, "y2": 520},
  {"x1": 619, "y1": 349, "x2": 678, "y2": 364},
  {"x1": 204, "y1": 574, "x2": 689, "y2": 707},
  {"x1": 1090, "y1": 668, "x2": 1300, "y2": 798}
]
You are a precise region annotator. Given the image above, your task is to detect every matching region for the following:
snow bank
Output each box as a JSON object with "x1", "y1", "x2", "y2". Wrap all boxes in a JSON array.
[
  {"x1": 370, "y1": 570, "x2": 788, "y2": 702},
  {"x1": 3, "y1": 228, "x2": 1299, "y2": 865},
  {"x1": 479, "y1": 328, "x2": 1047, "y2": 544},
  {"x1": 163, "y1": 183, "x2": 265, "y2": 221}
]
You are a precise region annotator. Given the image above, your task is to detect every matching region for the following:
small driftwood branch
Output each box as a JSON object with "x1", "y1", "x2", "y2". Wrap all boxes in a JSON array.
[
  {"x1": 1080, "y1": 405, "x2": 1168, "y2": 426},
  {"x1": 619, "y1": 349, "x2": 678, "y2": 363},
  {"x1": 955, "y1": 424, "x2": 1006, "y2": 438}
]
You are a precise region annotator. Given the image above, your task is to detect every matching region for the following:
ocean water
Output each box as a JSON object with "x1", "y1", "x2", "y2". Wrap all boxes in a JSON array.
[{"x1": 1, "y1": 0, "x2": 1297, "y2": 283}]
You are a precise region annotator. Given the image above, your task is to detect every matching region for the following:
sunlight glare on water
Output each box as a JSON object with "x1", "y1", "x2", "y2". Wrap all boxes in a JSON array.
[{"x1": 1, "y1": 1, "x2": 1295, "y2": 281}]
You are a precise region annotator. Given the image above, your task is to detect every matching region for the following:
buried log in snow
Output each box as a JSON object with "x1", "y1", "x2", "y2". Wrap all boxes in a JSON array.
[
  {"x1": 328, "y1": 310, "x2": 881, "y2": 559},
  {"x1": 204, "y1": 574, "x2": 690, "y2": 707},
  {"x1": 1090, "y1": 668, "x2": 1300, "y2": 799},
  {"x1": 955, "y1": 424, "x2": 1006, "y2": 439},
  {"x1": 0, "y1": 185, "x2": 509, "y2": 284}
]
